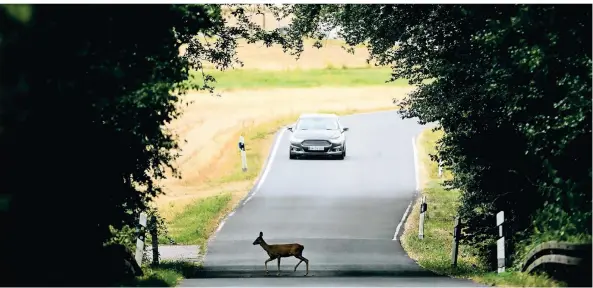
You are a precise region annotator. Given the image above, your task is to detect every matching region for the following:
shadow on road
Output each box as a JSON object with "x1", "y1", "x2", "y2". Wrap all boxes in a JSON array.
[
  {"x1": 291, "y1": 156, "x2": 344, "y2": 161},
  {"x1": 190, "y1": 267, "x2": 442, "y2": 279}
]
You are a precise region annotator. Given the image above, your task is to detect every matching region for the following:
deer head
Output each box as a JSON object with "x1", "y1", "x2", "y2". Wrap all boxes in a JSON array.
[{"x1": 252, "y1": 231, "x2": 264, "y2": 245}]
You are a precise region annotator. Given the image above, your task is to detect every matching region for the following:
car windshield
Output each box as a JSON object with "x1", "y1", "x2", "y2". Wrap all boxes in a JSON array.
[{"x1": 296, "y1": 117, "x2": 339, "y2": 130}]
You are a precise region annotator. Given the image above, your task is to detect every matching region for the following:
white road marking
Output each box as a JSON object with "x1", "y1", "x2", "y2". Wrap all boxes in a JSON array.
[
  {"x1": 393, "y1": 200, "x2": 413, "y2": 241},
  {"x1": 392, "y1": 137, "x2": 421, "y2": 241},
  {"x1": 215, "y1": 221, "x2": 225, "y2": 233},
  {"x1": 243, "y1": 128, "x2": 286, "y2": 204}
]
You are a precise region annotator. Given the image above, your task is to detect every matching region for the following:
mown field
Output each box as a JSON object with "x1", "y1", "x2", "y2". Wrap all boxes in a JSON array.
[{"x1": 189, "y1": 67, "x2": 408, "y2": 91}]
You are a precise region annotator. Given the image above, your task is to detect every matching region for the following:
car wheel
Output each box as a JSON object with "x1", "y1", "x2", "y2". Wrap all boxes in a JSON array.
[
  {"x1": 289, "y1": 153, "x2": 296, "y2": 160},
  {"x1": 337, "y1": 152, "x2": 345, "y2": 160}
]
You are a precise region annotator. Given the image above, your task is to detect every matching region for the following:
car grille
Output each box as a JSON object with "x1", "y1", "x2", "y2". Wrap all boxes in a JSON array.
[{"x1": 301, "y1": 140, "x2": 331, "y2": 147}]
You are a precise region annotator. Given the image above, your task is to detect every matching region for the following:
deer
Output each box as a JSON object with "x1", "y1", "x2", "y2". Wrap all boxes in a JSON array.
[{"x1": 252, "y1": 231, "x2": 309, "y2": 276}]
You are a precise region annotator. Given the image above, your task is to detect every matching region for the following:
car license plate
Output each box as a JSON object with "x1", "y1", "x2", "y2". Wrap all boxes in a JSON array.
[{"x1": 309, "y1": 146, "x2": 324, "y2": 151}]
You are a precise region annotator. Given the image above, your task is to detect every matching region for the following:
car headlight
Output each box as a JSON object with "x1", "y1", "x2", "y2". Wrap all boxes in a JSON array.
[{"x1": 329, "y1": 134, "x2": 345, "y2": 144}]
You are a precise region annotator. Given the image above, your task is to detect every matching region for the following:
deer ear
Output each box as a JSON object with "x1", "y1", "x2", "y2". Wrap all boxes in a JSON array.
[{"x1": 259, "y1": 231, "x2": 263, "y2": 237}]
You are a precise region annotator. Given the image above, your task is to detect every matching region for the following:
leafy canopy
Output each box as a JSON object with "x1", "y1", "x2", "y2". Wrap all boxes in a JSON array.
[
  {"x1": 251, "y1": 4, "x2": 592, "y2": 268},
  {"x1": 0, "y1": 4, "x2": 269, "y2": 285}
]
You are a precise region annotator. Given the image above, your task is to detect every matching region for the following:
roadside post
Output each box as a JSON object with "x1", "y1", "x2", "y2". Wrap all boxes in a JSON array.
[
  {"x1": 451, "y1": 216, "x2": 461, "y2": 267},
  {"x1": 438, "y1": 159, "x2": 443, "y2": 178},
  {"x1": 239, "y1": 135, "x2": 247, "y2": 172},
  {"x1": 418, "y1": 195, "x2": 427, "y2": 239},
  {"x1": 135, "y1": 212, "x2": 147, "y2": 266},
  {"x1": 496, "y1": 211, "x2": 506, "y2": 273},
  {"x1": 150, "y1": 215, "x2": 159, "y2": 266}
]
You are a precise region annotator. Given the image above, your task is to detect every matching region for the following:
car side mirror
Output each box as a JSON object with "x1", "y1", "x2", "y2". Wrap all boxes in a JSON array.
[
  {"x1": 287, "y1": 126, "x2": 293, "y2": 132},
  {"x1": 342, "y1": 127, "x2": 349, "y2": 132}
]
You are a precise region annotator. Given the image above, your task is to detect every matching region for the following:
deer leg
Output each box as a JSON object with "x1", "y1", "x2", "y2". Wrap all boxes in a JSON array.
[
  {"x1": 294, "y1": 259, "x2": 303, "y2": 272},
  {"x1": 264, "y1": 257, "x2": 275, "y2": 274},
  {"x1": 295, "y1": 255, "x2": 309, "y2": 276},
  {"x1": 276, "y1": 257, "x2": 281, "y2": 276}
]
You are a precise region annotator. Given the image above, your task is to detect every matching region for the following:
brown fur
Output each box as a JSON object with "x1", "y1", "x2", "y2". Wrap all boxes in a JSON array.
[{"x1": 252, "y1": 231, "x2": 309, "y2": 276}]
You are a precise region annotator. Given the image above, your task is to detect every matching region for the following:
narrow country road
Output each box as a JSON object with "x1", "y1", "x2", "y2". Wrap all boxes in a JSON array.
[{"x1": 180, "y1": 110, "x2": 482, "y2": 287}]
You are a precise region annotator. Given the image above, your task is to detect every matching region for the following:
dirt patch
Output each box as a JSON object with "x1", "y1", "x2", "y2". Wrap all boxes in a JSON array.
[{"x1": 155, "y1": 86, "x2": 415, "y2": 218}]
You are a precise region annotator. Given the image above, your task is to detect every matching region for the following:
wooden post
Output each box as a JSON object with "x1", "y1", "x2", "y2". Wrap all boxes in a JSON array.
[
  {"x1": 496, "y1": 211, "x2": 506, "y2": 273},
  {"x1": 451, "y1": 216, "x2": 461, "y2": 267},
  {"x1": 134, "y1": 212, "x2": 147, "y2": 266},
  {"x1": 438, "y1": 159, "x2": 443, "y2": 178},
  {"x1": 418, "y1": 196, "x2": 427, "y2": 239},
  {"x1": 150, "y1": 215, "x2": 159, "y2": 266}
]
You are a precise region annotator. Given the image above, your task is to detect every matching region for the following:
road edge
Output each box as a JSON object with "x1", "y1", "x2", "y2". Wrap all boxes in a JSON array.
[
  {"x1": 201, "y1": 109, "x2": 406, "y2": 263},
  {"x1": 201, "y1": 126, "x2": 287, "y2": 263}
]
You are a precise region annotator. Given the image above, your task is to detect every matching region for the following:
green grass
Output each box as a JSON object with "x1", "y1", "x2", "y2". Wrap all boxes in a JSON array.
[
  {"x1": 165, "y1": 193, "x2": 233, "y2": 247},
  {"x1": 190, "y1": 67, "x2": 411, "y2": 91},
  {"x1": 118, "y1": 261, "x2": 202, "y2": 287},
  {"x1": 400, "y1": 128, "x2": 564, "y2": 287},
  {"x1": 213, "y1": 115, "x2": 300, "y2": 185}
]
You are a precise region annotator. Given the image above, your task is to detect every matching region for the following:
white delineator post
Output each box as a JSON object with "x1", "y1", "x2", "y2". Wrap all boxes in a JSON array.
[
  {"x1": 418, "y1": 195, "x2": 427, "y2": 239},
  {"x1": 239, "y1": 135, "x2": 247, "y2": 172},
  {"x1": 135, "y1": 212, "x2": 148, "y2": 266},
  {"x1": 438, "y1": 159, "x2": 443, "y2": 178},
  {"x1": 496, "y1": 211, "x2": 506, "y2": 273}
]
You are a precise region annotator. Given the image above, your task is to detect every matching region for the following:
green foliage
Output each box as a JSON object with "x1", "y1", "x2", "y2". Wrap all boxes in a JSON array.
[
  {"x1": 118, "y1": 261, "x2": 201, "y2": 287},
  {"x1": 106, "y1": 207, "x2": 175, "y2": 256},
  {"x1": 0, "y1": 4, "x2": 589, "y2": 285},
  {"x1": 0, "y1": 4, "x2": 261, "y2": 286},
  {"x1": 257, "y1": 3, "x2": 592, "y2": 273},
  {"x1": 107, "y1": 224, "x2": 138, "y2": 254}
]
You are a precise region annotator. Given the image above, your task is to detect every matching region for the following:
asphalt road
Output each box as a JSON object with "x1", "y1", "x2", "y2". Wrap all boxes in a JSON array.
[{"x1": 181, "y1": 110, "x2": 482, "y2": 287}]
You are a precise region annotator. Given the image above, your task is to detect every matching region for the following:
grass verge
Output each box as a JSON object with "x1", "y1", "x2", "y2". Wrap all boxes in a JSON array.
[
  {"x1": 400, "y1": 128, "x2": 564, "y2": 287},
  {"x1": 118, "y1": 261, "x2": 202, "y2": 287},
  {"x1": 190, "y1": 67, "x2": 410, "y2": 91},
  {"x1": 164, "y1": 193, "x2": 233, "y2": 247}
]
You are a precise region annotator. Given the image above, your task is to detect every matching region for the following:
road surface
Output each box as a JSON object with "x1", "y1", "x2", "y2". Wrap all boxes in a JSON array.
[{"x1": 181, "y1": 110, "x2": 481, "y2": 287}]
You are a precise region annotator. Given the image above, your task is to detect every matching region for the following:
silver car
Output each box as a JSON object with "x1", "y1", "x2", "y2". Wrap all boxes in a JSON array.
[{"x1": 287, "y1": 113, "x2": 349, "y2": 160}]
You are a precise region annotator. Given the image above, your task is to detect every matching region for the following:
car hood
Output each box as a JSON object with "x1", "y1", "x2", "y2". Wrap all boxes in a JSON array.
[{"x1": 292, "y1": 130, "x2": 341, "y2": 140}]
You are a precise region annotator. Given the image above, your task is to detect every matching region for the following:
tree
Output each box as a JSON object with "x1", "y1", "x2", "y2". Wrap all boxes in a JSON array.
[
  {"x1": 1, "y1": 5, "x2": 589, "y2": 285},
  {"x1": 256, "y1": 4, "x2": 592, "y2": 268},
  {"x1": 0, "y1": 4, "x2": 264, "y2": 285}
]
